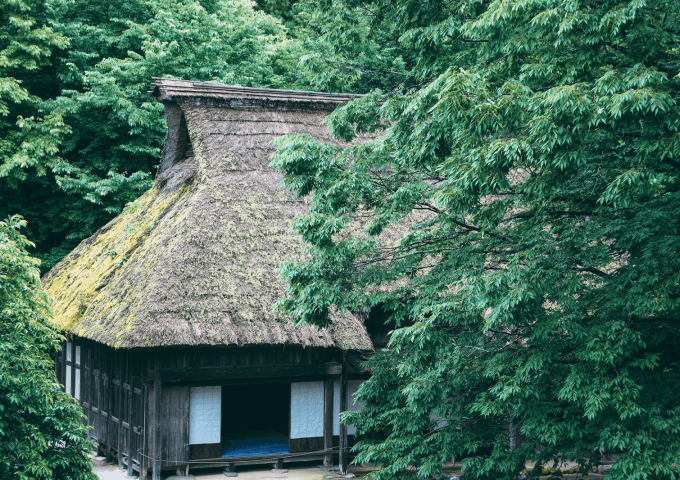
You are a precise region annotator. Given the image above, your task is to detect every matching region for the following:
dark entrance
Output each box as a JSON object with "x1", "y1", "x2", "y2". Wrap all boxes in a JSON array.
[{"x1": 220, "y1": 383, "x2": 290, "y2": 457}]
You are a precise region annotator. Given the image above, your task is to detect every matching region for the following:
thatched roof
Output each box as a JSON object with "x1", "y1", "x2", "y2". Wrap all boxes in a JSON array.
[{"x1": 42, "y1": 79, "x2": 372, "y2": 350}]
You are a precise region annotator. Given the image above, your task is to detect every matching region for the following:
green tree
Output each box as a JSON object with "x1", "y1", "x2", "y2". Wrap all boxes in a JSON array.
[
  {"x1": 0, "y1": 0, "x2": 71, "y2": 270},
  {"x1": 0, "y1": 0, "x2": 314, "y2": 271},
  {"x1": 0, "y1": 215, "x2": 95, "y2": 479},
  {"x1": 0, "y1": 0, "x2": 69, "y2": 175},
  {"x1": 271, "y1": 1, "x2": 680, "y2": 479}
]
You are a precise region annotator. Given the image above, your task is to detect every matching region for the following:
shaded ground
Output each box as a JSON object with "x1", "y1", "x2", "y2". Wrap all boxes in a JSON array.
[
  {"x1": 93, "y1": 461, "x2": 608, "y2": 480},
  {"x1": 93, "y1": 462, "x2": 360, "y2": 480}
]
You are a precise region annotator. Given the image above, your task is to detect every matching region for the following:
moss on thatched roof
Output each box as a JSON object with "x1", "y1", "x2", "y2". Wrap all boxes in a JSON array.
[{"x1": 42, "y1": 79, "x2": 373, "y2": 350}]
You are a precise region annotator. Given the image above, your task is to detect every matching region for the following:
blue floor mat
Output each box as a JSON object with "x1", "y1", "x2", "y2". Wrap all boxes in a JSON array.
[{"x1": 221, "y1": 437, "x2": 289, "y2": 457}]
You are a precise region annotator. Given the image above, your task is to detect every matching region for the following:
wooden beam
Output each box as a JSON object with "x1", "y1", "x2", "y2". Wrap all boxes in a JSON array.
[
  {"x1": 339, "y1": 351, "x2": 348, "y2": 475},
  {"x1": 153, "y1": 362, "x2": 342, "y2": 382},
  {"x1": 152, "y1": 358, "x2": 163, "y2": 480},
  {"x1": 323, "y1": 379, "x2": 334, "y2": 467}
]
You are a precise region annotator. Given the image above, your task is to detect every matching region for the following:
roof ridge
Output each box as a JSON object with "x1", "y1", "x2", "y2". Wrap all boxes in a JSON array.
[{"x1": 148, "y1": 78, "x2": 363, "y2": 103}]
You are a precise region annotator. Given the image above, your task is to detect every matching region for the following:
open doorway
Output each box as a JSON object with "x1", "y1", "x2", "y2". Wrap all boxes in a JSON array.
[{"x1": 220, "y1": 383, "x2": 290, "y2": 457}]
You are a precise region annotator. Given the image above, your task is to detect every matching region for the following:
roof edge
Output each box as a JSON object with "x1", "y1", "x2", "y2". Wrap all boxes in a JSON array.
[{"x1": 148, "y1": 78, "x2": 362, "y2": 104}]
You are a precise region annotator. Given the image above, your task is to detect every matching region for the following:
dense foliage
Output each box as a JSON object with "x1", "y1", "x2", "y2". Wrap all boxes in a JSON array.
[
  {"x1": 0, "y1": 0, "x2": 311, "y2": 271},
  {"x1": 0, "y1": 215, "x2": 95, "y2": 479},
  {"x1": 271, "y1": 1, "x2": 680, "y2": 479}
]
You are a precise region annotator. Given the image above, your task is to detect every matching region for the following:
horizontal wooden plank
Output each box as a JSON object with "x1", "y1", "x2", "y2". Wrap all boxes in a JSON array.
[
  {"x1": 112, "y1": 379, "x2": 121, "y2": 387},
  {"x1": 123, "y1": 383, "x2": 131, "y2": 391},
  {"x1": 155, "y1": 363, "x2": 343, "y2": 382},
  {"x1": 133, "y1": 387, "x2": 142, "y2": 395},
  {"x1": 325, "y1": 362, "x2": 342, "y2": 375},
  {"x1": 112, "y1": 416, "x2": 119, "y2": 424},
  {"x1": 122, "y1": 421, "x2": 130, "y2": 430},
  {"x1": 290, "y1": 437, "x2": 324, "y2": 453},
  {"x1": 190, "y1": 443, "x2": 221, "y2": 460},
  {"x1": 133, "y1": 426, "x2": 141, "y2": 435}
]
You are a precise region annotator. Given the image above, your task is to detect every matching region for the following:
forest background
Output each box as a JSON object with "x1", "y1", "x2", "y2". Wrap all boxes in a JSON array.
[
  {"x1": 2, "y1": 1, "x2": 679, "y2": 479},
  {"x1": 1, "y1": 0, "x2": 362, "y2": 271}
]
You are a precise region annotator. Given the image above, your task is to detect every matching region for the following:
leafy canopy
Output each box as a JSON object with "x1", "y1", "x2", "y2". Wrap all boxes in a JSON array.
[
  {"x1": 0, "y1": 215, "x2": 95, "y2": 479},
  {"x1": 272, "y1": 1, "x2": 680, "y2": 479},
  {"x1": 0, "y1": 0, "x2": 313, "y2": 271}
]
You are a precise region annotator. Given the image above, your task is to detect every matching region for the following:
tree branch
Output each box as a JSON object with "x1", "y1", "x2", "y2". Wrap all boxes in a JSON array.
[{"x1": 576, "y1": 266, "x2": 608, "y2": 277}]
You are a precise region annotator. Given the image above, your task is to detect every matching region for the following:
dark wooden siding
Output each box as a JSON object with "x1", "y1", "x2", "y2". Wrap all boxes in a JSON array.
[
  {"x1": 57, "y1": 340, "x2": 347, "y2": 473},
  {"x1": 60, "y1": 338, "x2": 146, "y2": 473},
  {"x1": 146, "y1": 345, "x2": 342, "y2": 382},
  {"x1": 146, "y1": 386, "x2": 190, "y2": 468},
  {"x1": 289, "y1": 437, "x2": 324, "y2": 453}
]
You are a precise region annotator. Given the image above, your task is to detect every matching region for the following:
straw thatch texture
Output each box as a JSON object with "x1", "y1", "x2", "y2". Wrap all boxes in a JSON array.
[{"x1": 42, "y1": 80, "x2": 372, "y2": 350}]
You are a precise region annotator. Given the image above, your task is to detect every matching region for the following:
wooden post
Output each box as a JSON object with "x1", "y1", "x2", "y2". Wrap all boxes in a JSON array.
[
  {"x1": 61, "y1": 339, "x2": 67, "y2": 391},
  {"x1": 140, "y1": 385, "x2": 149, "y2": 480},
  {"x1": 339, "y1": 351, "x2": 348, "y2": 475},
  {"x1": 509, "y1": 421, "x2": 520, "y2": 450},
  {"x1": 94, "y1": 345, "x2": 102, "y2": 449},
  {"x1": 152, "y1": 358, "x2": 163, "y2": 480},
  {"x1": 84, "y1": 342, "x2": 91, "y2": 440},
  {"x1": 126, "y1": 352, "x2": 134, "y2": 477},
  {"x1": 117, "y1": 352, "x2": 124, "y2": 469},
  {"x1": 70, "y1": 337, "x2": 77, "y2": 401},
  {"x1": 105, "y1": 348, "x2": 114, "y2": 463},
  {"x1": 67, "y1": 337, "x2": 76, "y2": 402},
  {"x1": 324, "y1": 379, "x2": 334, "y2": 467},
  {"x1": 55, "y1": 341, "x2": 61, "y2": 389},
  {"x1": 88, "y1": 344, "x2": 95, "y2": 442}
]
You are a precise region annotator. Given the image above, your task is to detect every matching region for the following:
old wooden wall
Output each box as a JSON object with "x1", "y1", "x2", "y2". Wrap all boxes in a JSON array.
[
  {"x1": 56, "y1": 338, "x2": 354, "y2": 477},
  {"x1": 56, "y1": 337, "x2": 145, "y2": 475}
]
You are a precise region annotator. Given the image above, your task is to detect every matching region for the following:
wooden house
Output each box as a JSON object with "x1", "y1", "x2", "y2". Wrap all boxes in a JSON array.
[{"x1": 42, "y1": 79, "x2": 390, "y2": 479}]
